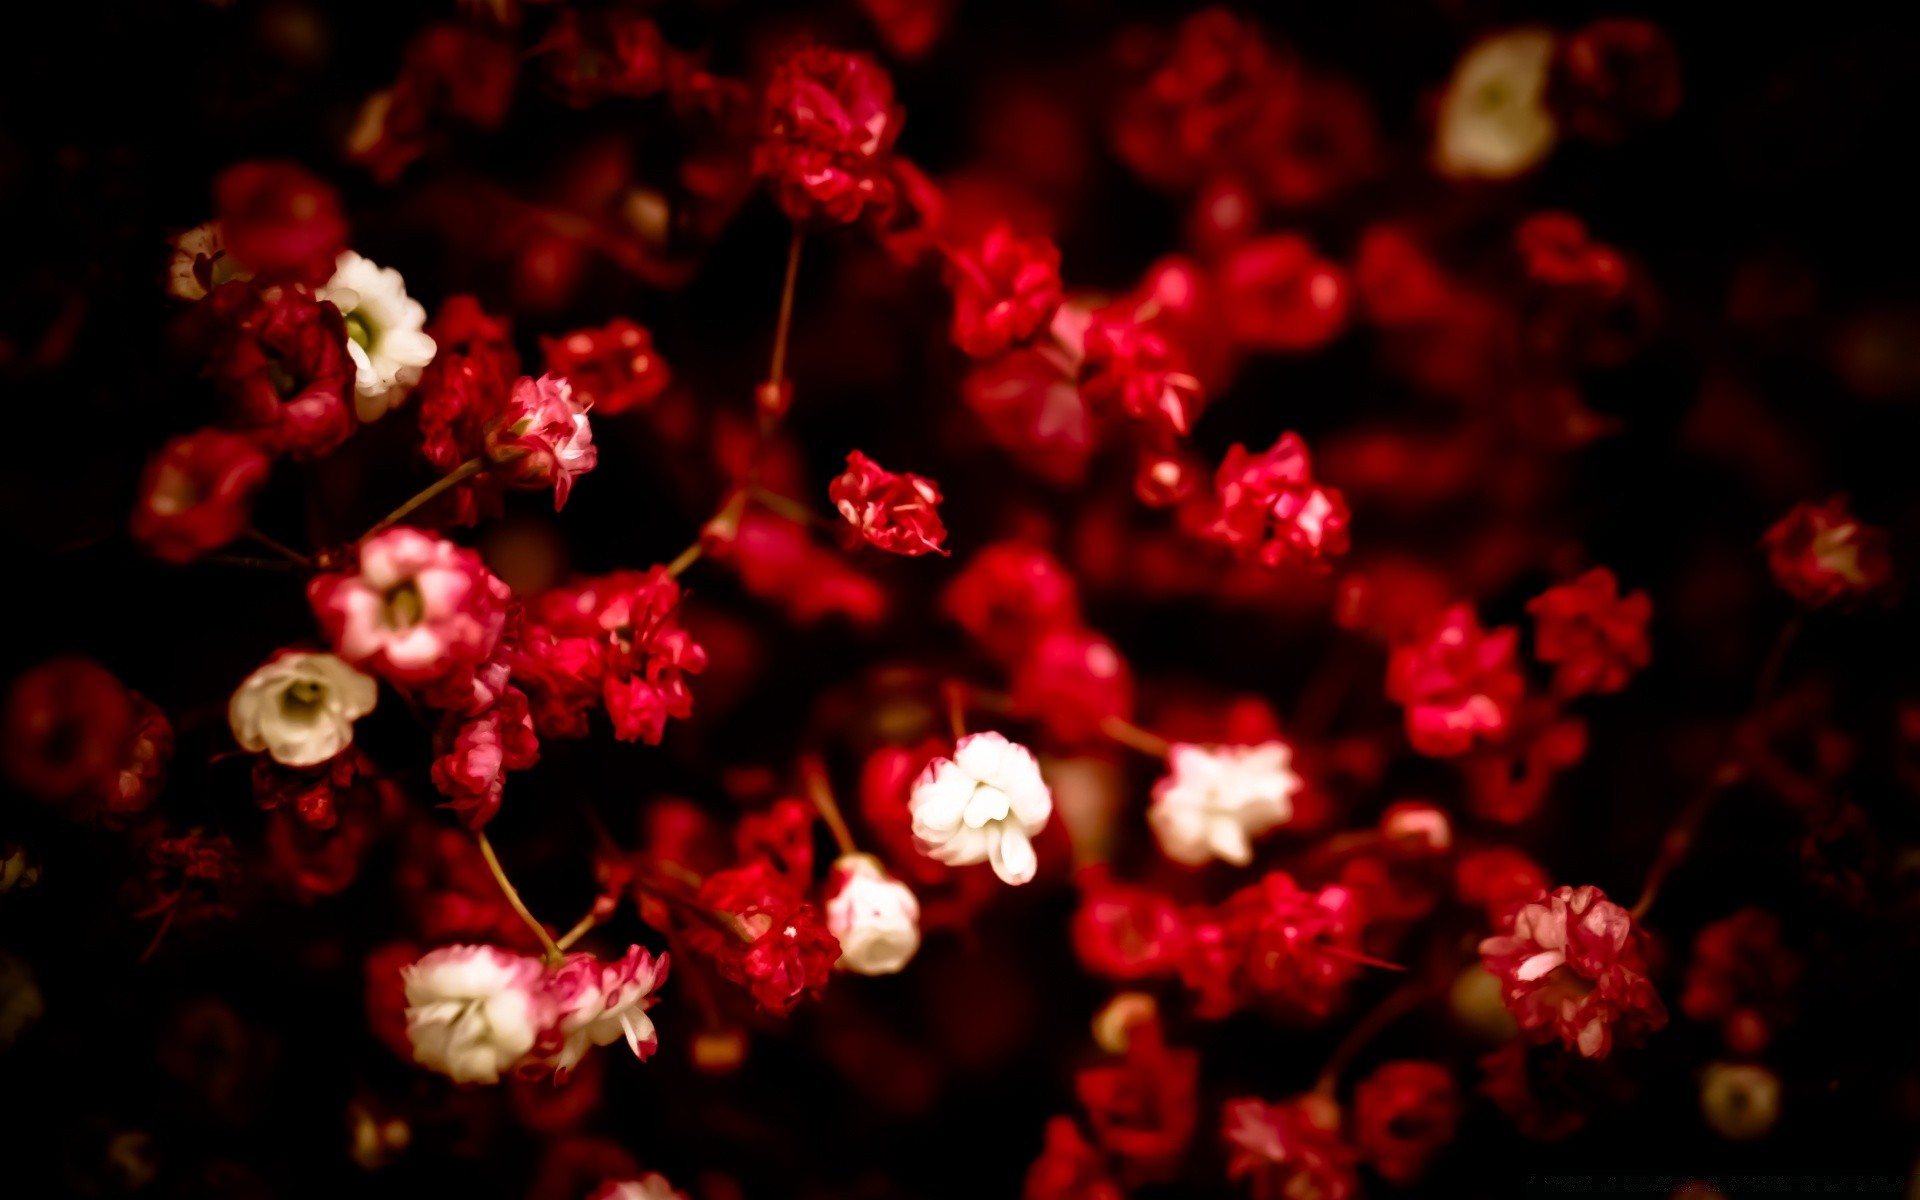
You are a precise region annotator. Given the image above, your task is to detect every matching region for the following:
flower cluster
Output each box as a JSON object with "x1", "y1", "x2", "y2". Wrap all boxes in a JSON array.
[
  {"x1": 1479, "y1": 884, "x2": 1668, "y2": 1058},
  {"x1": 401, "y1": 942, "x2": 667, "y2": 1083}
]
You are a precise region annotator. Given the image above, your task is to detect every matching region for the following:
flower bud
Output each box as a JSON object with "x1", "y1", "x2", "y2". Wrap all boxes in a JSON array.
[
  {"x1": 825, "y1": 854, "x2": 922, "y2": 975},
  {"x1": 1700, "y1": 1062, "x2": 1781, "y2": 1141}
]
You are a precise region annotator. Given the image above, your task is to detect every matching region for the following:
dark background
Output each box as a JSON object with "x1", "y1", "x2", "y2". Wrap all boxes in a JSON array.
[{"x1": 4, "y1": 0, "x2": 1920, "y2": 1196}]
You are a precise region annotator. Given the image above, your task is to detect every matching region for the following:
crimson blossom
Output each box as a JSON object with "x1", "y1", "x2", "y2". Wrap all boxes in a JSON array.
[
  {"x1": 1201, "y1": 432, "x2": 1351, "y2": 569},
  {"x1": 829, "y1": 450, "x2": 949, "y2": 556},
  {"x1": 1526, "y1": 567, "x2": 1653, "y2": 697},
  {"x1": 1479, "y1": 884, "x2": 1668, "y2": 1059},
  {"x1": 756, "y1": 45, "x2": 903, "y2": 225},
  {"x1": 1386, "y1": 604, "x2": 1525, "y2": 758}
]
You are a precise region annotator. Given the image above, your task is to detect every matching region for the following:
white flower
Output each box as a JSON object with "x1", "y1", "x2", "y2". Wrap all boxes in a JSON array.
[
  {"x1": 589, "y1": 1176, "x2": 689, "y2": 1200},
  {"x1": 909, "y1": 731, "x2": 1053, "y2": 885},
  {"x1": 1148, "y1": 741, "x2": 1300, "y2": 867},
  {"x1": 319, "y1": 250, "x2": 437, "y2": 422},
  {"x1": 402, "y1": 945, "x2": 553, "y2": 1084},
  {"x1": 228, "y1": 651, "x2": 378, "y2": 768},
  {"x1": 1434, "y1": 28, "x2": 1558, "y2": 181},
  {"x1": 825, "y1": 854, "x2": 921, "y2": 975}
]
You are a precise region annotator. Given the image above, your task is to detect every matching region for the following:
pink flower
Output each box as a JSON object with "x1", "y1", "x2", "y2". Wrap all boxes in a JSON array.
[
  {"x1": 484, "y1": 374, "x2": 598, "y2": 510},
  {"x1": 1386, "y1": 605, "x2": 1524, "y2": 758},
  {"x1": 1202, "y1": 433, "x2": 1351, "y2": 570},
  {"x1": 533, "y1": 945, "x2": 670, "y2": 1077},
  {"x1": 130, "y1": 429, "x2": 272, "y2": 564},
  {"x1": 308, "y1": 527, "x2": 512, "y2": 691},
  {"x1": 1478, "y1": 884, "x2": 1668, "y2": 1059},
  {"x1": 1526, "y1": 567, "x2": 1651, "y2": 697},
  {"x1": 756, "y1": 46, "x2": 903, "y2": 225},
  {"x1": 944, "y1": 224, "x2": 1064, "y2": 358},
  {"x1": 430, "y1": 687, "x2": 540, "y2": 828},
  {"x1": 829, "y1": 450, "x2": 949, "y2": 556},
  {"x1": 1222, "y1": 1094, "x2": 1359, "y2": 1200},
  {"x1": 1761, "y1": 495, "x2": 1892, "y2": 609}
]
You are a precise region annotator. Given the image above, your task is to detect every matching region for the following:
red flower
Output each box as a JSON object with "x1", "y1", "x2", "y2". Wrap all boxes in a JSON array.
[
  {"x1": 1516, "y1": 212, "x2": 1628, "y2": 298},
  {"x1": 1453, "y1": 847, "x2": 1551, "y2": 928},
  {"x1": 130, "y1": 429, "x2": 272, "y2": 564},
  {"x1": 944, "y1": 224, "x2": 1064, "y2": 358},
  {"x1": 943, "y1": 541, "x2": 1081, "y2": 664},
  {"x1": 1550, "y1": 18, "x2": 1682, "y2": 143},
  {"x1": 1526, "y1": 567, "x2": 1651, "y2": 697},
  {"x1": 213, "y1": 160, "x2": 348, "y2": 286},
  {"x1": 1386, "y1": 605, "x2": 1524, "y2": 758},
  {"x1": 1679, "y1": 907, "x2": 1801, "y2": 1055},
  {"x1": 263, "y1": 762, "x2": 399, "y2": 899},
  {"x1": 961, "y1": 336, "x2": 1096, "y2": 487},
  {"x1": 1352, "y1": 1061, "x2": 1460, "y2": 1186},
  {"x1": 707, "y1": 511, "x2": 889, "y2": 625},
  {"x1": 538, "y1": 9, "x2": 670, "y2": 107},
  {"x1": 1214, "y1": 235, "x2": 1350, "y2": 352},
  {"x1": 1081, "y1": 311, "x2": 1204, "y2": 447},
  {"x1": 483, "y1": 375, "x2": 598, "y2": 510},
  {"x1": 596, "y1": 568, "x2": 707, "y2": 745},
  {"x1": 734, "y1": 798, "x2": 817, "y2": 891},
  {"x1": 1110, "y1": 10, "x2": 1279, "y2": 190},
  {"x1": 1222, "y1": 1094, "x2": 1359, "y2": 1200},
  {"x1": 251, "y1": 745, "x2": 376, "y2": 831},
  {"x1": 130, "y1": 827, "x2": 242, "y2": 935},
  {"x1": 756, "y1": 46, "x2": 903, "y2": 225},
  {"x1": 1354, "y1": 225, "x2": 1452, "y2": 328},
  {"x1": 1460, "y1": 699, "x2": 1588, "y2": 823},
  {"x1": 1202, "y1": 432, "x2": 1352, "y2": 570},
  {"x1": 1, "y1": 658, "x2": 170, "y2": 825},
  {"x1": 540, "y1": 319, "x2": 671, "y2": 416},
  {"x1": 1071, "y1": 870, "x2": 1188, "y2": 981},
  {"x1": 430, "y1": 687, "x2": 541, "y2": 828},
  {"x1": 1181, "y1": 873, "x2": 1369, "y2": 1020},
  {"x1": 1761, "y1": 495, "x2": 1892, "y2": 609},
  {"x1": 1479, "y1": 884, "x2": 1668, "y2": 1059},
  {"x1": 205, "y1": 282, "x2": 356, "y2": 459},
  {"x1": 829, "y1": 450, "x2": 949, "y2": 557},
  {"x1": 1076, "y1": 1017, "x2": 1199, "y2": 1184},
  {"x1": 1024, "y1": 1116, "x2": 1124, "y2": 1200},
  {"x1": 1009, "y1": 626, "x2": 1134, "y2": 746},
  {"x1": 692, "y1": 861, "x2": 839, "y2": 1015}
]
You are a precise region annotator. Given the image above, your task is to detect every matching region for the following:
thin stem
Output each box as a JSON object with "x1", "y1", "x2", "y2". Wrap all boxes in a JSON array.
[
  {"x1": 554, "y1": 911, "x2": 601, "y2": 954},
  {"x1": 245, "y1": 526, "x2": 311, "y2": 567},
  {"x1": 945, "y1": 682, "x2": 969, "y2": 740},
  {"x1": 1631, "y1": 617, "x2": 1801, "y2": 921},
  {"x1": 1099, "y1": 715, "x2": 1173, "y2": 759},
  {"x1": 635, "y1": 872, "x2": 755, "y2": 944},
  {"x1": 751, "y1": 486, "x2": 834, "y2": 530},
  {"x1": 665, "y1": 540, "x2": 703, "y2": 579},
  {"x1": 767, "y1": 227, "x2": 805, "y2": 393},
  {"x1": 1314, "y1": 982, "x2": 1434, "y2": 1096},
  {"x1": 801, "y1": 757, "x2": 859, "y2": 858},
  {"x1": 475, "y1": 829, "x2": 563, "y2": 964},
  {"x1": 364, "y1": 457, "x2": 486, "y2": 540}
]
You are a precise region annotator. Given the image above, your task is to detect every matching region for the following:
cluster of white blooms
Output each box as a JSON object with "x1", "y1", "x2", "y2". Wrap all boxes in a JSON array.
[
  {"x1": 319, "y1": 250, "x2": 437, "y2": 421},
  {"x1": 401, "y1": 944, "x2": 667, "y2": 1085},
  {"x1": 1148, "y1": 741, "x2": 1301, "y2": 866},
  {"x1": 229, "y1": 650, "x2": 377, "y2": 767},
  {"x1": 909, "y1": 731, "x2": 1054, "y2": 885}
]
